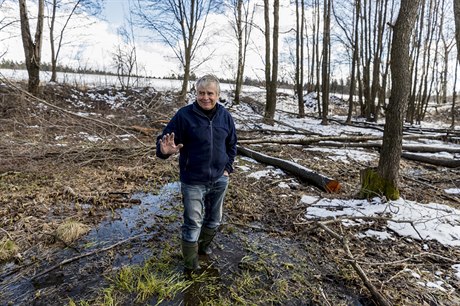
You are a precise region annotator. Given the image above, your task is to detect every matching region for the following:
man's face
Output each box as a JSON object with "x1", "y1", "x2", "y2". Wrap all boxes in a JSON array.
[{"x1": 197, "y1": 83, "x2": 219, "y2": 110}]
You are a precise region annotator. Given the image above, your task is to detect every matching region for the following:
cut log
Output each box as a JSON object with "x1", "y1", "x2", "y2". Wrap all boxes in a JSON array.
[
  {"x1": 237, "y1": 145, "x2": 341, "y2": 193},
  {"x1": 314, "y1": 141, "x2": 460, "y2": 154},
  {"x1": 237, "y1": 134, "x2": 446, "y2": 145},
  {"x1": 401, "y1": 152, "x2": 460, "y2": 168}
]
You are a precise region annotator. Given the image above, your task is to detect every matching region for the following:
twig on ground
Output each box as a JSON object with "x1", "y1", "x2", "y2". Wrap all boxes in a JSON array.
[
  {"x1": 317, "y1": 222, "x2": 392, "y2": 306},
  {"x1": 0, "y1": 228, "x2": 14, "y2": 240},
  {"x1": 30, "y1": 233, "x2": 148, "y2": 281}
]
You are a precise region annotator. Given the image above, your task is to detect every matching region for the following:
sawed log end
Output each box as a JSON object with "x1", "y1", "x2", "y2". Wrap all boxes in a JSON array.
[{"x1": 325, "y1": 180, "x2": 341, "y2": 193}]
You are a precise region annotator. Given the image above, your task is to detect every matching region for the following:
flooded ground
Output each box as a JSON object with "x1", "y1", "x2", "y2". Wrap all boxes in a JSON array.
[
  {"x1": 1, "y1": 181, "x2": 369, "y2": 305},
  {"x1": 2, "y1": 83, "x2": 459, "y2": 305},
  {"x1": 1, "y1": 183, "x2": 183, "y2": 305}
]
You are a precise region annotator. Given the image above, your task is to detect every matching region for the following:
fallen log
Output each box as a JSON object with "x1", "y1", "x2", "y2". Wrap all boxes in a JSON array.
[
  {"x1": 237, "y1": 145, "x2": 341, "y2": 193},
  {"x1": 401, "y1": 152, "x2": 460, "y2": 168},
  {"x1": 314, "y1": 141, "x2": 460, "y2": 154},
  {"x1": 237, "y1": 134, "x2": 446, "y2": 146}
]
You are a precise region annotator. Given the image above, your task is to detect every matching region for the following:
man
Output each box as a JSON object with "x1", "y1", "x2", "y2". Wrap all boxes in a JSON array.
[{"x1": 156, "y1": 75, "x2": 237, "y2": 271}]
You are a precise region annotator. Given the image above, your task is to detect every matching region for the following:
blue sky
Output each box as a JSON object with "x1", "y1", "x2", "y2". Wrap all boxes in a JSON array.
[{"x1": 102, "y1": 0, "x2": 127, "y2": 26}]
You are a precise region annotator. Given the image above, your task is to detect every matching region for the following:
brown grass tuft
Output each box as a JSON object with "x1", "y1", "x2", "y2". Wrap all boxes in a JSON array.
[
  {"x1": 55, "y1": 221, "x2": 90, "y2": 245},
  {"x1": 0, "y1": 238, "x2": 18, "y2": 261}
]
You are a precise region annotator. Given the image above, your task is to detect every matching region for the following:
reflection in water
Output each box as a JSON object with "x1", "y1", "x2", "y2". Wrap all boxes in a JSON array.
[{"x1": 0, "y1": 183, "x2": 181, "y2": 306}]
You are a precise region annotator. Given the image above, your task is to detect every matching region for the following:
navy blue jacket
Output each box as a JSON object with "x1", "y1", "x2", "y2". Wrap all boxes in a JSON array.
[{"x1": 156, "y1": 102, "x2": 237, "y2": 185}]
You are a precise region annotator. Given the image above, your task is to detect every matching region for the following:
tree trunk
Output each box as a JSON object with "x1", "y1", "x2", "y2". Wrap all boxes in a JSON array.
[
  {"x1": 50, "y1": 0, "x2": 57, "y2": 82},
  {"x1": 48, "y1": 0, "x2": 83, "y2": 83},
  {"x1": 179, "y1": 0, "x2": 196, "y2": 102},
  {"x1": 294, "y1": 0, "x2": 305, "y2": 118},
  {"x1": 299, "y1": 0, "x2": 305, "y2": 118},
  {"x1": 234, "y1": 0, "x2": 244, "y2": 105},
  {"x1": 314, "y1": 0, "x2": 322, "y2": 116},
  {"x1": 454, "y1": 0, "x2": 460, "y2": 65},
  {"x1": 263, "y1": 0, "x2": 272, "y2": 121},
  {"x1": 363, "y1": 0, "x2": 421, "y2": 200},
  {"x1": 346, "y1": 0, "x2": 360, "y2": 124},
  {"x1": 19, "y1": 0, "x2": 45, "y2": 95},
  {"x1": 407, "y1": 4, "x2": 424, "y2": 125},
  {"x1": 263, "y1": 0, "x2": 279, "y2": 124},
  {"x1": 453, "y1": 0, "x2": 460, "y2": 129},
  {"x1": 320, "y1": 0, "x2": 331, "y2": 125},
  {"x1": 452, "y1": 59, "x2": 458, "y2": 129}
]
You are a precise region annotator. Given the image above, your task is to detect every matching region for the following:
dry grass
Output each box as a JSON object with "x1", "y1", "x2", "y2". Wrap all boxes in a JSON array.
[
  {"x1": 1, "y1": 81, "x2": 459, "y2": 305},
  {"x1": 55, "y1": 221, "x2": 91, "y2": 245},
  {"x1": 0, "y1": 238, "x2": 18, "y2": 261}
]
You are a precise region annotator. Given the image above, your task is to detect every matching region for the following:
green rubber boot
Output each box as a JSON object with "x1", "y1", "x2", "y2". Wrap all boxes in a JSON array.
[
  {"x1": 198, "y1": 226, "x2": 217, "y2": 255},
  {"x1": 182, "y1": 240, "x2": 200, "y2": 271}
]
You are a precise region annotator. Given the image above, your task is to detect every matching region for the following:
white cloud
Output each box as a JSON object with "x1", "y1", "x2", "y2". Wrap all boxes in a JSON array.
[{"x1": 0, "y1": 0, "x2": 307, "y2": 80}]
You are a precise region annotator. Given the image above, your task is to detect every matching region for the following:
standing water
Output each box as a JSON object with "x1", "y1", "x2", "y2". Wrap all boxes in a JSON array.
[{"x1": 0, "y1": 182, "x2": 182, "y2": 305}]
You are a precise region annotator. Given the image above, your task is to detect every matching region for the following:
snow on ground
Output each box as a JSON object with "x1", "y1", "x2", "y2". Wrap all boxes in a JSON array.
[
  {"x1": 227, "y1": 85, "x2": 460, "y2": 285},
  {"x1": 4, "y1": 68, "x2": 460, "y2": 253}
]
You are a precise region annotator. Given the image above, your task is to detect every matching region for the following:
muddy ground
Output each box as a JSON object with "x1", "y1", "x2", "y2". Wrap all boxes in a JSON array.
[{"x1": 0, "y1": 82, "x2": 460, "y2": 305}]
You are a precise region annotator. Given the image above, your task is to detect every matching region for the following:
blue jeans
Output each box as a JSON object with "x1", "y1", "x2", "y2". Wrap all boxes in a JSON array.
[{"x1": 180, "y1": 175, "x2": 229, "y2": 242}]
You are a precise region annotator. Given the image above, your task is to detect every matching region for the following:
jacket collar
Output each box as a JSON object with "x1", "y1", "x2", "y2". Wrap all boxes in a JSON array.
[{"x1": 193, "y1": 101, "x2": 219, "y2": 119}]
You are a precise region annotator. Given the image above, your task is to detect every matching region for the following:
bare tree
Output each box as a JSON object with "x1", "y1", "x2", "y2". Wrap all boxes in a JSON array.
[
  {"x1": 112, "y1": 28, "x2": 137, "y2": 91},
  {"x1": 47, "y1": 0, "x2": 103, "y2": 82},
  {"x1": 320, "y1": 0, "x2": 331, "y2": 125},
  {"x1": 313, "y1": 0, "x2": 322, "y2": 115},
  {"x1": 454, "y1": 0, "x2": 460, "y2": 65},
  {"x1": 439, "y1": 6, "x2": 455, "y2": 105},
  {"x1": 19, "y1": 0, "x2": 45, "y2": 95},
  {"x1": 0, "y1": 1, "x2": 17, "y2": 59},
  {"x1": 112, "y1": 8, "x2": 141, "y2": 91},
  {"x1": 355, "y1": 0, "x2": 391, "y2": 122},
  {"x1": 452, "y1": 60, "x2": 458, "y2": 129},
  {"x1": 133, "y1": 0, "x2": 222, "y2": 102},
  {"x1": 263, "y1": 0, "x2": 279, "y2": 124},
  {"x1": 361, "y1": 0, "x2": 421, "y2": 200},
  {"x1": 294, "y1": 0, "x2": 305, "y2": 118},
  {"x1": 228, "y1": 0, "x2": 255, "y2": 105},
  {"x1": 347, "y1": 0, "x2": 360, "y2": 123},
  {"x1": 330, "y1": 0, "x2": 358, "y2": 123},
  {"x1": 453, "y1": 0, "x2": 460, "y2": 129}
]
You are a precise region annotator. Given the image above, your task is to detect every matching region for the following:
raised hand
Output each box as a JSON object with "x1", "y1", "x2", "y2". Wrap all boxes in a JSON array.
[{"x1": 159, "y1": 132, "x2": 183, "y2": 155}]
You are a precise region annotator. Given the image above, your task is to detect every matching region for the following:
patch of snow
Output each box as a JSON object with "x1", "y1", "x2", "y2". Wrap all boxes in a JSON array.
[
  {"x1": 305, "y1": 197, "x2": 460, "y2": 247},
  {"x1": 247, "y1": 167, "x2": 285, "y2": 179},
  {"x1": 236, "y1": 165, "x2": 251, "y2": 172},
  {"x1": 452, "y1": 264, "x2": 460, "y2": 279},
  {"x1": 278, "y1": 182, "x2": 290, "y2": 189},
  {"x1": 356, "y1": 229, "x2": 394, "y2": 241},
  {"x1": 445, "y1": 188, "x2": 460, "y2": 195},
  {"x1": 304, "y1": 147, "x2": 379, "y2": 164}
]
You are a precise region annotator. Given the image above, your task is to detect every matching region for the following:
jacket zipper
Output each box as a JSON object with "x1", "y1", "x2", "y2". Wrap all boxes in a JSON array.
[
  {"x1": 192, "y1": 104, "x2": 216, "y2": 182},
  {"x1": 208, "y1": 119, "x2": 213, "y2": 181}
]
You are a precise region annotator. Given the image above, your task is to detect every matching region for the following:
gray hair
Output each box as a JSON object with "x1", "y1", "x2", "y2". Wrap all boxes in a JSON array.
[{"x1": 195, "y1": 74, "x2": 220, "y2": 96}]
